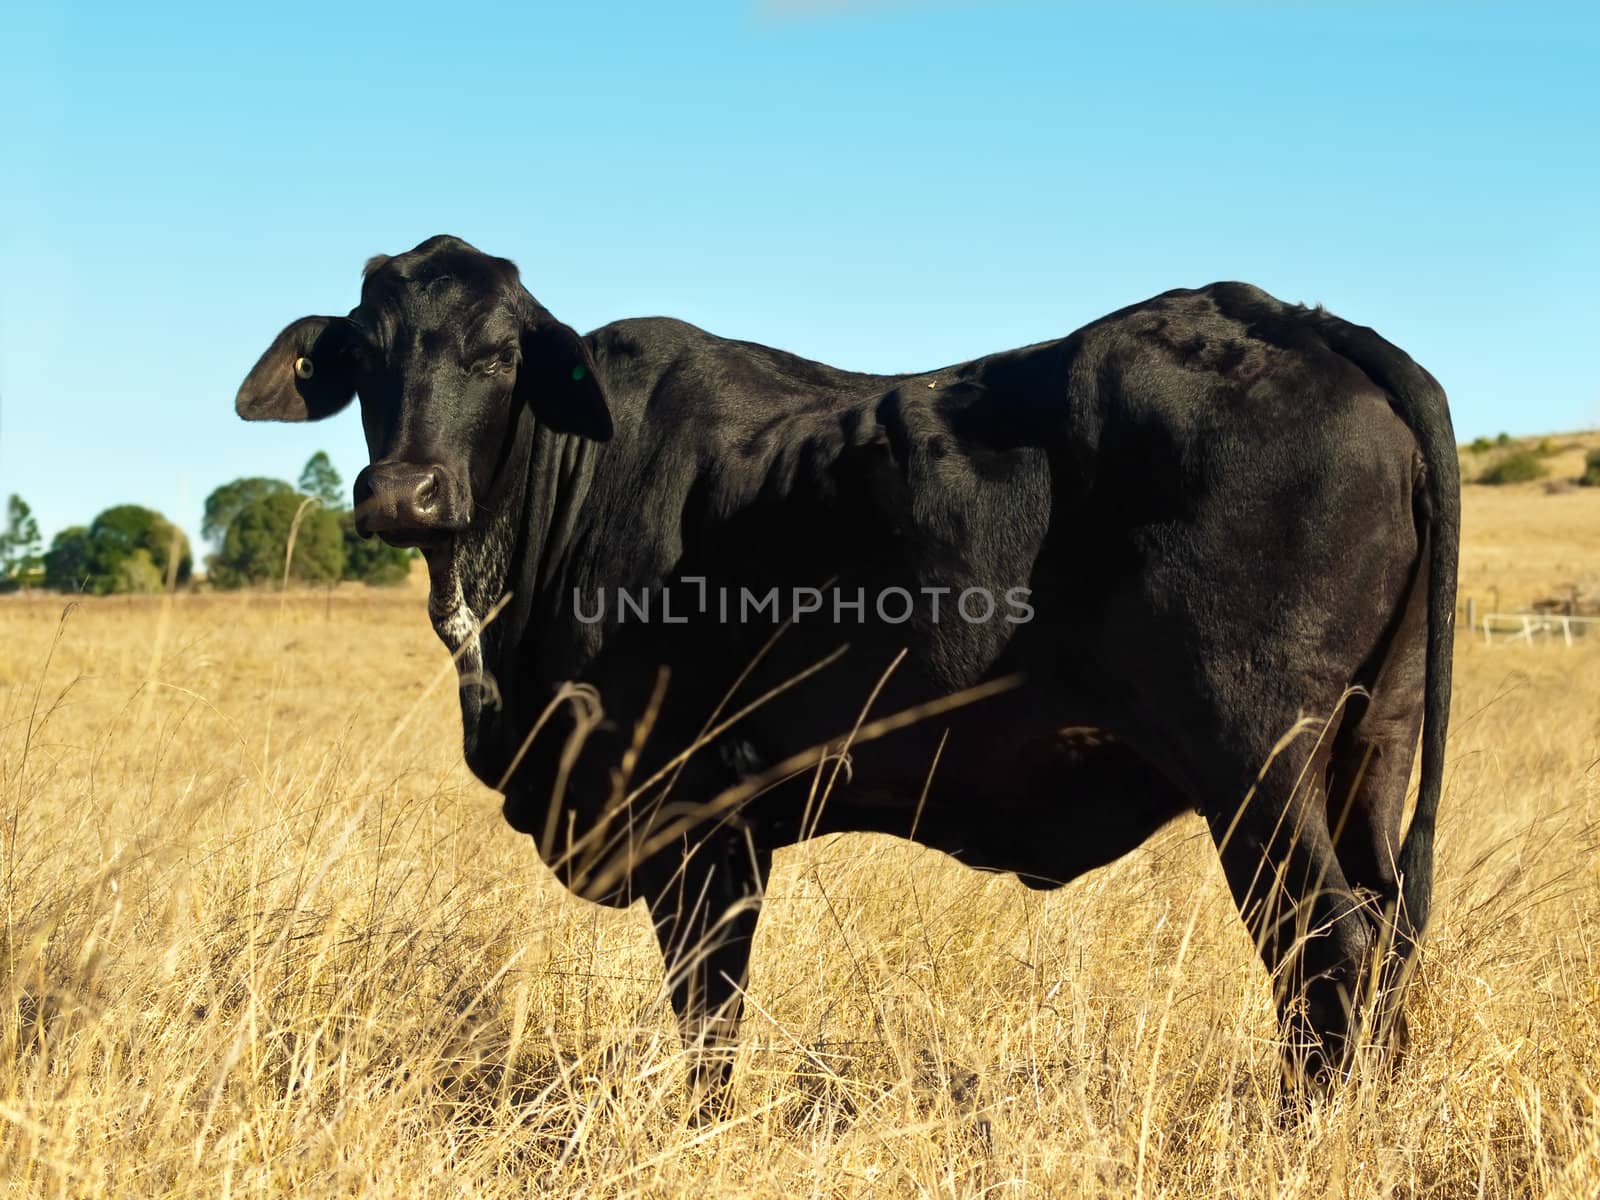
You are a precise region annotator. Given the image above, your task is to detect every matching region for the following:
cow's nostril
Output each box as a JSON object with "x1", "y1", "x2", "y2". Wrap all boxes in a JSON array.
[{"x1": 415, "y1": 472, "x2": 439, "y2": 512}]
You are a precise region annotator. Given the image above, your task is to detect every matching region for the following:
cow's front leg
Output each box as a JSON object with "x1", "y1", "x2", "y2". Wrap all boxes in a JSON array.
[{"x1": 646, "y1": 828, "x2": 771, "y2": 1120}]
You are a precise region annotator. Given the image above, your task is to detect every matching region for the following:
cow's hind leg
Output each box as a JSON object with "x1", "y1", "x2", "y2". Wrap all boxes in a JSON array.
[
  {"x1": 1325, "y1": 680, "x2": 1429, "y2": 1060},
  {"x1": 1204, "y1": 736, "x2": 1375, "y2": 1101},
  {"x1": 1322, "y1": 721, "x2": 1420, "y2": 1069},
  {"x1": 646, "y1": 828, "x2": 770, "y2": 1120}
]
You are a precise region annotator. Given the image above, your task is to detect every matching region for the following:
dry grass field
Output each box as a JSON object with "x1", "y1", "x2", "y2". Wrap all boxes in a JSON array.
[
  {"x1": 1457, "y1": 432, "x2": 1600, "y2": 612},
  {"x1": 3, "y1": 475, "x2": 1599, "y2": 1197}
]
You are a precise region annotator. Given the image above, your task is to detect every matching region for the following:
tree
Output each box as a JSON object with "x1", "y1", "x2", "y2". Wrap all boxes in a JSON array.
[
  {"x1": 87, "y1": 505, "x2": 192, "y2": 588},
  {"x1": 115, "y1": 549, "x2": 165, "y2": 594},
  {"x1": 1, "y1": 494, "x2": 43, "y2": 590},
  {"x1": 201, "y1": 477, "x2": 293, "y2": 548},
  {"x1": 43, "y1": 527, "x2": 92, "y2": 592},
  {"x1": 298, "y1": 452, "x2": 345, "y2": 510},
  {"x1": 339, "y1": 511, "x2": 413, "y2": 586},
  {"x1": 39, "y1": 507, "x2": 190, "y2": 594},
  {"x1": 210, "y1": 492, "x2": 344, "y2": 588}
]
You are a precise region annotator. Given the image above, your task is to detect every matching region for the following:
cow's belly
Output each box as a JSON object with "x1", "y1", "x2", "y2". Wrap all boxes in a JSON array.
[{"x1": 765, "y1": 723, "x2": 1192, "y2": 891}]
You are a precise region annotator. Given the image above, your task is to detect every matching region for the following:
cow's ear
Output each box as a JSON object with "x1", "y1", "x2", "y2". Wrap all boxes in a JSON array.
[
  {"x1": 237, "y1": 316, "x2": 362, "y2": 422},
  {"x1": 518, "y1": 320, "x2": 613, "y2": 442}
]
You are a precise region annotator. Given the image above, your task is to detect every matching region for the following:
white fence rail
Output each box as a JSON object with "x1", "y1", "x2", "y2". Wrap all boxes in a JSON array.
[{"x1": 1480, "y1": 612, "x2": 1600, "y2": 646}]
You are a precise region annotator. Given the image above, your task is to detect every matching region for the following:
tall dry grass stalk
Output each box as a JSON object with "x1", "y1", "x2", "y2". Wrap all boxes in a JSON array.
[{"x1": 1, "y1": 584, "x2": 1596, "y2": 1197}]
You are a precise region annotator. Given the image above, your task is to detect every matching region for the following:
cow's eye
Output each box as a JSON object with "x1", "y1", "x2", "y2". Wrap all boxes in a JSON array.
[{"x1": 477, "y1": 352, "x2": 516, "y2": 377}]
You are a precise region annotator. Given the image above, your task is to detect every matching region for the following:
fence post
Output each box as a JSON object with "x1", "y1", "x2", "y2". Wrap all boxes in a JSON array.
[{"x1": 1466, "y1": 595, "x2": 1477, "y2": 633}]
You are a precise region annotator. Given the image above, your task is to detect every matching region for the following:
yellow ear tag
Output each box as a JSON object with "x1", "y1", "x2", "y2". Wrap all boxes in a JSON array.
[{"x1": 294, "y1": 357, "x2": 315, "y2": 380}]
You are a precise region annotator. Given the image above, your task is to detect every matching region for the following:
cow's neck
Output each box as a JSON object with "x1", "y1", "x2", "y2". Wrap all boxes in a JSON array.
[{"x1": 423, "y1": 412, "x2": 596, "y2": 754}]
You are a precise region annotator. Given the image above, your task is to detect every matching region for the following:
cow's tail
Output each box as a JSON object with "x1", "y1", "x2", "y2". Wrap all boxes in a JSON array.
[
  {"x1": 1390, "y1": 426, "x2": 1456, "y2": 951},
  {"x1": 1319, "y1": 315, "x2": 1459, "y2": 951}
]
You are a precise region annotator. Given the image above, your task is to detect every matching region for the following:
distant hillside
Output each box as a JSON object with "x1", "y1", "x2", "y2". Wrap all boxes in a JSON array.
[
  {"x1": 1455, "y1": 429, "x2": 1600, "y2": 615},
  {"x1": 1459, "y1": 429, "x2": 1600, "y2": 489}
]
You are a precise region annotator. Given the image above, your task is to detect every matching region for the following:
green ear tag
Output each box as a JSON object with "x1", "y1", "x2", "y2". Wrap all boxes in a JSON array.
[{"x1": 570, "y1": 365, "x2": 587, "y2": 382}]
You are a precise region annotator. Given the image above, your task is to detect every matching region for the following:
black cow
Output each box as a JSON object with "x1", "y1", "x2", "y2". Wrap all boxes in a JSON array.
[{"x1": 237, "y1": 234, "x2": 1458, "y2": 1109}]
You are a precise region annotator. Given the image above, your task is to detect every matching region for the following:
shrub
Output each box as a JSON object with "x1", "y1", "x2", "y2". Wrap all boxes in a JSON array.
[
  {"x1": 1478, "y1": 449, "x2": 1548, "y2": 485},
  {"x1": 1580, "y1": 449, "x2": 1600, "y2": 487},
  {"x1": 1536, "y1": 437, "x2": 1556, "y2": 456},
  {"x1": 1469, "y1": 436, "x2": 1494, "y2": 454},
  {"x1": 1496, "y1": 432, "x2": 1513, "y2": 446}
]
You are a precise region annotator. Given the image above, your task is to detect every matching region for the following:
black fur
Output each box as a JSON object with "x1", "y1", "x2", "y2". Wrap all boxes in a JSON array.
[{"x1": 238, "y1": 235, "x2": 1459, "y2": 1107}]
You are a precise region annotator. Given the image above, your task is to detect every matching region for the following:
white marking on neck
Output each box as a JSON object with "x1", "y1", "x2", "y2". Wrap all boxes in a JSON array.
[{"x1": 426, "y1": 550, "x2": 498, "y2": 708}]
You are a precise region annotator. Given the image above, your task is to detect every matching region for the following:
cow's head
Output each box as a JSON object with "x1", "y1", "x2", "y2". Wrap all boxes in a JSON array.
[{"x1": 236, "y1": 234, "x2": 612, "y2": 548}]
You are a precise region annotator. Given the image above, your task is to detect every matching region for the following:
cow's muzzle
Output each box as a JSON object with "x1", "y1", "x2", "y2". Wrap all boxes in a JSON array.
[{"x1": 353, "y1": 462, "x2": 469, "y2": 547}]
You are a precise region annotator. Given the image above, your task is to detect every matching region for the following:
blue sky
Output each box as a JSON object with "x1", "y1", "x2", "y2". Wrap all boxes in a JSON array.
[{"x1": 3, "y1": 1, "x2": 1597, "y2": 549}]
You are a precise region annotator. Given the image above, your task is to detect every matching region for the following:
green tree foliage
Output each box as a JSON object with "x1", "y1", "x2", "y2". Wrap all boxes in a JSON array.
[
  {"x1": 210, "y1": 492, "x2": 344, "y2": 588},
  {"x1": 88, "y1": 505, "x2": 193, "y2": 587},
  {"x1": 204, "y1": 466, "x2": 410, "y2": 588},
  {"x1": 1580, "y1": 448, "x2": 1600, "y2": 487},
  {"x1": 339, "y1": 512, "x2": 413, "y2": 586},
  {"x1": 298, "y1": 451, "x2": 345, "y2": 510},
  {"x1": 1468, "y1": 436, "x2": 1494, "y2": 454},
  {"x1": 43, "y1": 527, "x2": 93, "y2": 591},
  {"x1": 1478, "y1": 449, "x2": 1548, "y2": 485},
  {"x1": 39, "y1": 507, "x2": 190, "y2": 593},
  {"x1": 116, "y1": 549, "x2": 165, "y2": 594},
  {"x1": 202, "y1": 477, "x2": 293, "y2": 548},
  {"x1": 1495, "y1": 432, "x2": 1513, "y2": 446},
  {"x1": 1, "y1": 494, "x2": 44, "y2": 590}
]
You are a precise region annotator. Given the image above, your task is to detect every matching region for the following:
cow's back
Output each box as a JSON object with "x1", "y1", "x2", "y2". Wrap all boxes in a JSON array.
[{"x1": 565, "y1": 291, "x2": 1429, "y2": 774}]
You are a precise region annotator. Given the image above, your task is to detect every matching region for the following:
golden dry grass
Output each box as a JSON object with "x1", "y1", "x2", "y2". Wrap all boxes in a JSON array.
[
  {"x1": 2, "y1": 531, "x2": 1598, "y2": 1196},
  {"x1": 1459, "y1": 474, "x2": 1600, "y2": 612}
]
